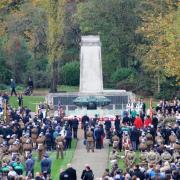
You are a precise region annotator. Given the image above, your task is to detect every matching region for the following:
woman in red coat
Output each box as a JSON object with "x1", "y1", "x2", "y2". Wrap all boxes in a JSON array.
[
  {"x1": 134, "y1": 114, "x2": 143, "y2": 129},
  {"x1": 144, "y1": 115, "x2": 152, "y2": 128}
]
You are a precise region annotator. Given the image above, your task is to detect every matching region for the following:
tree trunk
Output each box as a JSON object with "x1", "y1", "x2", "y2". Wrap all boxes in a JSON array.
[
  {"x1": 157, "y1": 73, "x2": 160, "y2": 93},
  {"x1": 50, "y1": 60, "x2": 58, "y2": 93}
]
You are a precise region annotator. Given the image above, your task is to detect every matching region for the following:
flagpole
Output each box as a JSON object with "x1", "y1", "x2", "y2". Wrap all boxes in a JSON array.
[{"x1": 150, "y1": 98, "x2": 153, "y2": 119}]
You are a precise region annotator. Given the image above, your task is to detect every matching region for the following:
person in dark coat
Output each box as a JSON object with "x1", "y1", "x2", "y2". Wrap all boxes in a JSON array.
[
  {"x1": 152, "y1": 114, "x2": 158, "y2": 130},
  {"x1": 41, "y1": 153, "x2": 52, "y2": 178},
  {"x1": 59, "y1": 169, "x2": 69, "y2": 180},
  {"x1": 94, "y1": 126, "x2": 102, "y2": 149},
  {"x1": 65, "y1": 164, "x2": 77, "y2": 180},
  {"x1": 104, "y1": 118, "x2": 112, "y2": 139},
  {"x1": 114, "y1": 115, "x2": 120, "y2": 131},
  {"x1": 72, "y1": 116, "x2": 79, "y2": 139},
  {"x1": 10, "y1": 79, "x2": 17, "y2": 96},
  {"x1": 92, "y1": 114, "x2": 98, "y2": 127},
  {"x1": 122, "y1": 114, "x2": 130, "y2": 125},
  {"x1": 82, "y1": 115, "x2": 90, "y2": 138},
  {"x1": 25, "y1": 154, "x2": 35, "y2": 177},
  {"x1": 81, "y1": 165, "x2": 94, "y2": 180},
  {"x1": 132, "y1": 165, "x2": 145, "y2": 180},
  {"x1": 130, "y1": 126, "x2": 140, "y2": 150},
  {"x1": 18, "y1": 94, "x2": 23, "y2": 107},
  {"x1": 28, "y1": 77, "x2": 34, "y2": 92},
  {"x1": 65, "y1": 128, "x2": 72, "y2": 149}
]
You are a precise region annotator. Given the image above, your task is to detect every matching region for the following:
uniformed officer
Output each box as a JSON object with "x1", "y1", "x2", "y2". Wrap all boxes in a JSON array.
[
  {"x1": 8, "y1": 134, "x2": 16, "y2": 146},
  {"x1": 31, "y1": 125, "x2": 38, "y2": 149},
  {"x1": 139, "y1": 151, "x2": 148, "y2": 168},
  {"x1": 23, "y1": 139, "x2": 32, "y2": 159},
  {"x1": 146, "y1": 131, "x2": 153, "y2": 150},
  {"x1": 161, "y1": 150, "x2": 173, "y2": 163},
  {"x1": 146, "y1": 150, "x2": 161, "y2": 164},
  {"x1": 86, "y1": 128, "x2": 94, "y2": 152},
  {"x1": 139, "y1": 132, "x2": 147, "y2": 151},
  {"x1": 112, "y1": 133, "x2": 119, "y2": 150},
  {"x1": 125, "y1": 149, "x2": 136, "y2": 167},
  {"x1": 37, "y1": 133, "x2": 45, "y2": 161},
  {"x1": 9, "y1": 140, "x2": 20, "y2": 157},
  {"x1": 109, "y1": 149, "x2": 120, "y2": 166},
  {"x1": 55, "y1": 133, "x2": 64, "y2": 159},
  {"x1": 155, "y1": 133, "x2": 165, "y2": 145}
]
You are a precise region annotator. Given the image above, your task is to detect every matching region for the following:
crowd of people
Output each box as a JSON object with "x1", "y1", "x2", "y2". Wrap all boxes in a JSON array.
[
  {"x1": 0, "y1": 92, "x2": 80, "y2": 179},
  {"x1": 104, "y1": 98, "x2": 180, "y2": 180},
  {"x1": 0, "y1": 88, "x2": 180, "y2": 180}
]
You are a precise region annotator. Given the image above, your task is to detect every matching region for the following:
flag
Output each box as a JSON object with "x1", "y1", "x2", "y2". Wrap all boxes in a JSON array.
[{"x1": 58, "y1": 97, "x2": 61, "y2": 116}]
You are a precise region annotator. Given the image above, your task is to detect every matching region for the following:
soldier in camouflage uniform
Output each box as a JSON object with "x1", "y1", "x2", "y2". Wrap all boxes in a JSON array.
[
  {"x1": 161, "y1": 150, "x2": 173, "y2": 163},
  {"x1": 146, "y1": 131, "x2": 153, "y2": 150},
  {"x1": 125, "y1": 149, "x2": 136, "y2": 168},
  {"x1": 146, "y1": 150, "x2": 161, "y2": 164},
  {"x1": 155, "y1": 133, "x2": 165, "y2": 145},
  {"x1": 173, "y1": 150, "x2": 179, "y2": 163},
  {"x1": 55, "y1": 133, "x2": 64, "y2": 159},
  {"x1": 109, "y1": 149, "x2": 120, "y2": 165},
  {"x1": 139, "y1": 133, "x2": 147, "y2": 151},
  {"x1": 139, "y1": 151, "x2": 148, "y2": 169},
  {"x1": 112, "y1": 133, "x2": 119, "y2": 151}
]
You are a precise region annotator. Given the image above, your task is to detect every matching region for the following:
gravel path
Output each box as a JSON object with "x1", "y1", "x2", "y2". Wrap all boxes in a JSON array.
[{"x1": 71, "y1": 129, "x2": 109, "y2": 179}]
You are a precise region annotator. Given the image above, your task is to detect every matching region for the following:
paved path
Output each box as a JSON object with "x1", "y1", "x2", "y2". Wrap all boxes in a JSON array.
[{"x1": 71, "y1": 129, "x2": 109, "y2": 179}]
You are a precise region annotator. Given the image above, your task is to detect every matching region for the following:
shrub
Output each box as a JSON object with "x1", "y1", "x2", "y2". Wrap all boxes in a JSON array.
[
  {"x1": 111, "y1": 68, "x2": 136, "y2": 83},
  {"x1": 60, "y1": 61, "x2": 80, "y2": 86},
  {"x1": 0, "y1": 84, "x2": 8, "y2": 90}
]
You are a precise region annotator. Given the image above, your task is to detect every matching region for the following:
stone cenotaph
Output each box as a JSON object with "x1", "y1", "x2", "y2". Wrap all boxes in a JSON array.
[
  {"x1": 73, "y1": 36, "x2": 110, "y2": 110},
  {"x1": 79, "y1": 36, "x2": 103, "y2": 94}
]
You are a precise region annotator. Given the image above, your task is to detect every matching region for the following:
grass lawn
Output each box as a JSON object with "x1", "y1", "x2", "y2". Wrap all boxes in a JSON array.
[
  {"x1": 57, "y1": 85, "x2": 79, "y2": 92},
  {"x1": 32, "y1": 139, "x2": 77, "y2": 180},
  {"x1": 9, "y1": 96, "x2": 45, "y2": 112}
]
